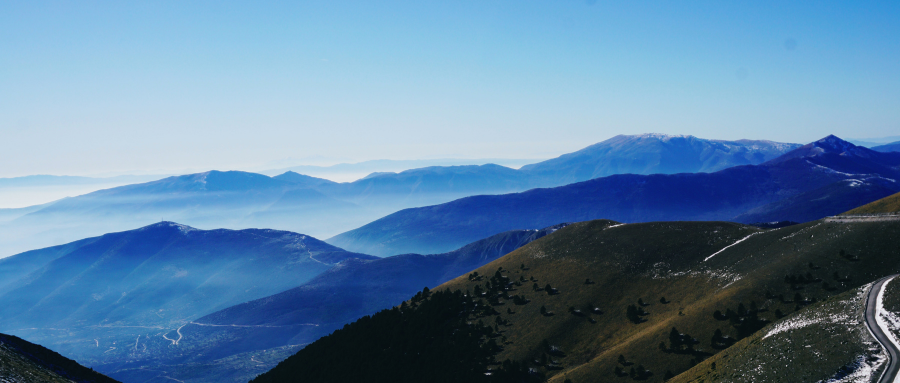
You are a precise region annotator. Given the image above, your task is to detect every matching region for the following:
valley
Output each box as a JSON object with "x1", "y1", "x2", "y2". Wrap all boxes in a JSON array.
[
  {"x1": 7, "y1": 3, "x2": 900, "y2": 381},
  {"x1": 0, "y1": 136, "x2": 897, "y2": 383}
]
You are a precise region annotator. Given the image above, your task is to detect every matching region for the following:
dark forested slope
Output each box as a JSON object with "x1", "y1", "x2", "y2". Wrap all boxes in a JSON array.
[{"x1": 0, "y1": 333, "x2": 119, "y2": 383}]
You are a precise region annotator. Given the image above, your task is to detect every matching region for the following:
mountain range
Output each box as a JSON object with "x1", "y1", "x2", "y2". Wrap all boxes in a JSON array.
[
  {"x1": 257, "y1": 158, "x2": 540, "y2": 180},
  {"x1": 328, "y1": 135, "x2": 900, "y2": 256},
  {"x1": 97, "y1": 225, "x2": 559, "y2": 383},
  {"x1": 520, "y1": 134, "x2": 800, "y2": 184},
  {"x1": 0, "y1": 134, "x2": 898, "y2": 382},
  {"x1": 0, "y1": 220, "x2": 557, "y2": 383},
  {"x1": 0, "y1": 134, "x2": 800, "y2": 258},
  {"x1": 0, "y1": 222, "x2": 373, "y2": 345}
]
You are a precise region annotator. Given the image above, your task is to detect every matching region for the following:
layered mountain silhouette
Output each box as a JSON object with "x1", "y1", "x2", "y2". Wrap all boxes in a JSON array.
[
  {"x1": 0, "y1": 134, "x2": 797, "y2": 258},
  {"x1": 195, "y1": 224, "x2": 565, "y2": 341},
  {"x1": 2, "y1": 224, "x2": 557, "y2": 383},
  {"x1": 0, "y1": 222, "x2": 373, "y2": 334},
  {"x1": 329, "y1": 136, "x2": 900, "y2": 256}
]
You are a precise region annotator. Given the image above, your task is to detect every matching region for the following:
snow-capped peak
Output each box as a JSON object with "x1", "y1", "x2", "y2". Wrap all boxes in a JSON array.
[
  {"x1": 141, "y1": 221, "x2": 198, "y2": 234},
  {"x1": 632, "y1": 133, "x2": 695, "y2": 141},
  {"x1": 813, "y1": 135, "x2": 858, "y2": 153}
]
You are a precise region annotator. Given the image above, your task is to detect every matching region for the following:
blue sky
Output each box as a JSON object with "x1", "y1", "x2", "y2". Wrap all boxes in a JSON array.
[{"x1": 1, "y1": 1, "x2": 899, "y2": 176}]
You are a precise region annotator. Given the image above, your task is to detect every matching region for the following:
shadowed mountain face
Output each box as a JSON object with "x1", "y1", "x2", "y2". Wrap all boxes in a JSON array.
[
  {"x1": 0, "y1": 135, "x2": 798, "y2": 258},
  {"x1": 0, "y1": 222, "x2": 374, "y2": 334},
  {"x1": 521, "y1": 134, "x2": 801, "y2": 184},
  {"x1": 0, "y1": 333, "x2": 120, "y2": 383},
  {"x1": 5, "y1": 225, "x2": 559, "y2": 383},
  {"x1": 734, "y1": 177, "x2": 900, "y2": 223},
  {"x1": 199, "y1": 224, "x2": 566, "y2": 329},
  {"x1": 329, "y1": 136, "x2": 900, "y2": 256}
]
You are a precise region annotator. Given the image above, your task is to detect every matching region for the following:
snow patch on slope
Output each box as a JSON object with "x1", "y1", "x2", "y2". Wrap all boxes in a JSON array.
[
  {"x1": 703, "y1": 231, "x2": 761, "y2": 262},
  {"x1": 822, "y1": 354, "x2": 887, "y2": 383},
  {"x1": 764, "y1": 285, "x2": 867, "y2": 339}
]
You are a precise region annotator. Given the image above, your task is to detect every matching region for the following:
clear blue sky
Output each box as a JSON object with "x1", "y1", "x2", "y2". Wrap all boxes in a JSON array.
[{"x1": 1, "y1": 1, "x2": 898, "y2": 176}]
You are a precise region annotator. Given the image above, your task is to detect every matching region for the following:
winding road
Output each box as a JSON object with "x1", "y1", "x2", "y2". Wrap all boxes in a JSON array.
[{"x1": 864, "y1": 274, "x2": 900, "y2": 383}]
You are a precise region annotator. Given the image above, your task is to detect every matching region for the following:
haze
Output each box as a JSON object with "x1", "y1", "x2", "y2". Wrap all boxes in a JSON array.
[{"x1": 2, "y1": 1, "x2": 899, "y2": 177}]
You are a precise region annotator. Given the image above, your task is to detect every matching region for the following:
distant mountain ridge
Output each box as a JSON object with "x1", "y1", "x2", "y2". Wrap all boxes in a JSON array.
[
  {"x1": 329, "y1": 135, "x2": 900, "y2": 256},
  {"x1": 6, "y1": 224, "x2": 560, "y2": 383},
  {"x1": 872, "y1": 141, "x2": 900, "y2": 153},
  {"x1": 0, "y1": 134, "x2": 799, "y2": 258},
  {"x1": 0, "y1": 222, "x2": 373, "y2": 332},
  {"x1": 0, "y1": 221, "x2": 377, "y2": 383},
  {"x1": 200, "y1": 224, "x2": 566, "y2": 329},
  {"x1": 521, "y1": 134, "x2": 800, "y2": 184}
]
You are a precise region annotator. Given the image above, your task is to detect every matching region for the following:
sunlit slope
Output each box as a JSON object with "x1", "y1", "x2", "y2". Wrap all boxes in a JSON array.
[
  {"x1": 671, "y1": 285, "x2": 879, "y2": 383},
  {"x1": 435, "y1": 219, "x2": 900, "y2": 382},
  {"x1": 842, "y1": 191, "x2": 900, "y2": 215}
]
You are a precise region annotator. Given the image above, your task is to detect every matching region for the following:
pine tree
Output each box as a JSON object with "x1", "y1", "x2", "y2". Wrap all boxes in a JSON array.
[
  {"x1": 626, "y1": 305, "x2": 638, "y2": 323},
  {"x1": 669, "y1": 327, "x2": 681, "y2": 349}
]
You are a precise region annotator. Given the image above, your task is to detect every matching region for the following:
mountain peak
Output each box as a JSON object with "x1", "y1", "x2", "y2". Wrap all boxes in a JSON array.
[
  {"x1": 813, "y1": 135, "x2": 857, "y2": 153},
  {"x1": 766, "y1": 135, "x2": 881, "y2": 165},
  {"x1": 139, "y1": 221, "x2": 198, "y2": 234},
  {"x1": 630, "y1": 133, "x2": 695, "y2": 141}
]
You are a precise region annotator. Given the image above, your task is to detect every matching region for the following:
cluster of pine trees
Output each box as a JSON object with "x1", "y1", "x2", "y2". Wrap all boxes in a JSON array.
[
  {"x1": 712, "y1": 302, "x2": 769, "y2": 339},
  {"x1": 250, "y1": 287, "x2": 542, "y2": 383}
]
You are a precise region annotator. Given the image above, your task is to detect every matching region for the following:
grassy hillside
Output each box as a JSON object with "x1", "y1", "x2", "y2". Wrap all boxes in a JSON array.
[
  {"x1": 842, "y1": 191, "x2": 900, "y2": 215},
  {"x1": 671, "y1": 285, "x2": 881, "y2": 383},
  {"x1": 433, "y1": 218, "x2": 900, "y2": 382},
  {"x1": 262, "y1": 217, "x2": 900, "y2": 382},
  {"x1": 0, "y1": 333, "x2": 119, "y2": 383}
]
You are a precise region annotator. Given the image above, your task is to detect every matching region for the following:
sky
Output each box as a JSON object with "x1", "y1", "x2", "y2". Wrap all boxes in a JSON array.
[{"x1": 2, "y1": 1, "x2": 899, "y2": 177}]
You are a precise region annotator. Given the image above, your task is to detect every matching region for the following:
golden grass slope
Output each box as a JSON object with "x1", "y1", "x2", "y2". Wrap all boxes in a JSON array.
[
  {"x1": 436, "y1": 218, "x2": 900, "y2": 383},
  {"x1": 842, "y1": 191, "x2": 900, "y2": 215},
  {"x1": 671, "y1": 285, "x2": 882, "y2": 383}
]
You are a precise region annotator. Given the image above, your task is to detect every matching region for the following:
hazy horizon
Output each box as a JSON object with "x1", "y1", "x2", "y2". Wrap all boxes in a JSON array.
[{"x1": 3, "y1": 2, "x2": 899, "y2": 177}]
